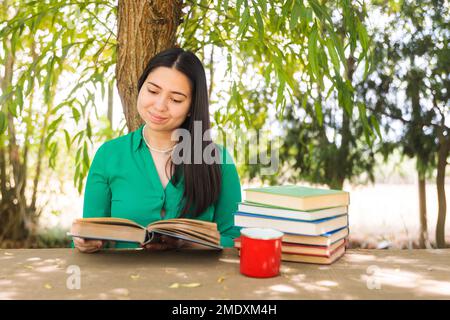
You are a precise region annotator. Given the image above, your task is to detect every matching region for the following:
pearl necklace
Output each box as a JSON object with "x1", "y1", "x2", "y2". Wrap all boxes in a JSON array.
[{"x1": 142, "y1": 124, "x2": 176, "y2": 154}]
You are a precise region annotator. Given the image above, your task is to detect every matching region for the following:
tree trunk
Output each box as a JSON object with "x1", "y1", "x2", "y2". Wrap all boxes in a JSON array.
[
  {"x1": 0, "y1": 142, "x2": 7, "y2": 199},
  {"x1": 0, "y1": 25, "x2": 31, "y2": 242},
  {"x1": 436, "y1": 127, "x2": 449, "y2": 248},
  {"x1": 116, "y1": 0, "x2": 183, "y2": 132},
  {"x1": 107, "y1": 80, "x2": 114, "y2": 127},
  {"x1": 418, "y1": 171, "x2": 428, "y2": 248}
]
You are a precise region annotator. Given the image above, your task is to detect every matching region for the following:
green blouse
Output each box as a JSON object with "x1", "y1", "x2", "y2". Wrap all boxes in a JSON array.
[{"x1": 79, "y1": 124, "x2": 242, "y2": 249}]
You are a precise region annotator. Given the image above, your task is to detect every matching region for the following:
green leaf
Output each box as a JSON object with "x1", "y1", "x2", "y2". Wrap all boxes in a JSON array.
[
  {"x1": 25, "y1": 75, "x2": 35, "y2": 98},
  {"x1": 0, "y1": 91, "x2": 14, "y2": 107},
  {"x1": 363, "y1": 49, "x2": 373, "y2": 80},
  {"x1": 314, "y1": 101, "x2": 323, "y2": 126},
  {"x1": 75, "y1": 147, "x2": 81, "y2": 165},
  {"x1": 232, "y1": 82, "x2": 250, "y2": 128},
  {"x1": 237, "y1": 6, "x2": 250, "y2": 39},
  {"x1": 100, "y1": 82, "x2": 105, "y2": 101},
  {"x1": 236, "y1": 0, "x2": 246, "y2": 18},
  {"x1": 308, "y1": 0, "x2": 333, "y2": 25},
  {"x1": 15, "y1": 86, "x2": 24, "y2": 112},
  {"x1": 48, "y1": 142, "x2": 58, "y2": 169},
  {"x1": 71, "y1": 130, "x2": 84, "y2": 145},
  {"x1": 79, "y1": 39, "x2": 94, "y2": 60},
  {"x1": 279, "y1": 97, "x2": 287, "y2": 122},
  {"x1": 226, "y1": 53, "x2": 232, "y2": 75},
  {"x1": 330, "y1": 32, "x2": 347, "y2": 72},
  {"x1": 356, "y1": 17, "x2": 369, "y2": 53},
  {"x1": 8, "y1": 101, "x2": 18, "y2": 117},
  {"x1": 43, "y1": 56, "x2": 56, "y2": 104},
  {"x1": 357, "y1": 102, "x2": 370, "y2": 131},
  {"x1": 83, "y1": 141, "x2": 90, "y2": 168},
  {"x1": 222, "y1": 0, "x2": 230, "y2": 12},
  {"x1": 77, "y1": 174, "x2": 84, "y2": 194},
  {"x1": 276, "y1": 78, "x2": 286, "y2": 110},
  {"x1": 86, "y1": 119, "x2": 92, "y2": 140},
  {"x1": 370, "y1": 115, "x2": 382, "y2": 140},
  {"x1": 48, "y1": 115, "x2": 63, "y2": 132},
  {"x1": 72, "y1": 107, "x2": 81, "y2": 123},
  {"x1": 0, "y1": 111, "x2": 7, "y2": 135},
  {"x1": 45, "y1": 129, "x2": 57, "y2": 148},
  {"x1": 264, "y1": 62, "x2": 272, "y2": 84},
  {"x1": 258, "y1": 0, "x2": 267, "y2": 15},
  {"x1": 299, "y1": 5, "x2": 312, "y2": 30},
  {"x1": 343, "y1": 88, "x2": 353, "y2": 116},
  {"x1": 308, "y1": 23, "x2": 320, "y2": 81},
  {"x1": 301, "y1": 95, "x2": 308, "y2": 110},
  {"x1": 325, "y1": 37, "x2": 340, "y2": 73},
  {"x1": 63, "y1": 129, "x2": 71, "y2": 150},
  {"x1": 252, "y1": 1, "x2": 264, "y2": 42},
  {"x1": 51, "y1": 99, "x2": 73, "y2": 115},
  {"x1": 318, "y1": 47, "x2": 329, "y2": 78},
  {"x1": 290, "y1": 0, "x2": 302, "y2": 31}
]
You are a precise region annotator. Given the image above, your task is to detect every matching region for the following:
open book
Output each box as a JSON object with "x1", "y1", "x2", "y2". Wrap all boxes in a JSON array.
[{"x1": 68, "y1": 217, "x2": 222, "y2": 250}]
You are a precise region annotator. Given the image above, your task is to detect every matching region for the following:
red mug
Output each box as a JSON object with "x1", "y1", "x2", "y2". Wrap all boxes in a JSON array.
[{"x1": 239, "y1": 228, "x2": 284, "y2": 278}]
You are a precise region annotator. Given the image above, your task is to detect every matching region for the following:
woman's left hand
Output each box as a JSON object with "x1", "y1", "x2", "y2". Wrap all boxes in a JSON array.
[{"x1": 141, "y1": 235, "x2": 185, "y2": 250}]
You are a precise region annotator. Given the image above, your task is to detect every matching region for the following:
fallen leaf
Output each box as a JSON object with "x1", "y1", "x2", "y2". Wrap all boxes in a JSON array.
[
  {"x1": 111, "y1": 288, "x2": 130, "y2": 296},
  {"x1": 181, "y1": 283, "x2": 201, "y2": 288},
  {"x1": 24, "y1": 265, "x2": 34, "y2": 269},
  {"x1": 169, "y1": 282, "x2": 202, "y2": 289},
  {"x1": 27, "y1": 257, "x2": 41, "y2": 262},
  {"x1": 217, "y1": 276, "x2": 226, "y2": 283},
  {"x1": 130, "y1": 274, "x2": 140, "y2": 280},
  {"x1": 44, "y1": 283, "x2": 52, "y2": 289}
]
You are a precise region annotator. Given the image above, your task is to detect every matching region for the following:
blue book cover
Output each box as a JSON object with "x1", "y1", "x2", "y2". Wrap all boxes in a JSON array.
[
  {"x1": 282, "y1": 226, "x2": 348, "y2": 238},
  {"x1": 234, "y1": 212, "x2": 349, "y2": 236},
  {"x1": 233, "y1": 211, "x2": 347, "y2": 223}
]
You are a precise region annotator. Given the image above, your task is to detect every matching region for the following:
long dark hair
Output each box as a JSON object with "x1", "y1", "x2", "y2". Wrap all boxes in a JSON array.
[{"x1": 137, "y1": 48, "x2": 222, "y2": 218}]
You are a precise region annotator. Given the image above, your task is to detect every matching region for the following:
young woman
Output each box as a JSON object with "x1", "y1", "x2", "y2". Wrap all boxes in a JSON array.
[{"x1": 73, "y1": 48, "x2": 241, "y2": 253}]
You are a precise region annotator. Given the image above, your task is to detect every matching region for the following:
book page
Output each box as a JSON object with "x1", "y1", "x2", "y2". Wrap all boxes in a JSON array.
[
  {"x1": 146, "y1": 229, "x2": 222, "y2": 250},
  {"x1": 148, "y1": 223, "x2": 219, "y2": 240},
  {"x1": 76, "y1": 217, "x2": 144, "y2": 229}
]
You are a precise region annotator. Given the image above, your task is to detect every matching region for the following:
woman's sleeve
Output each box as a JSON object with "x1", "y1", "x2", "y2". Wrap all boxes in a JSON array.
[
  {"x1": 82, "y1": 143, "x2": 112, "y2": 218},
  {"x1": 214, "y1": 146, "x2": 242, "y2": 248}
]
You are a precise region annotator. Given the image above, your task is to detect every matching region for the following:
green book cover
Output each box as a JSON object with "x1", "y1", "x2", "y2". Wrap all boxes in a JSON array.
[
  {"x1": 244, "y1": 185, "x2": 347, "y2": 198},
  {"x1": 240, "y1": 201, "x2": 345, "y2": 212}
]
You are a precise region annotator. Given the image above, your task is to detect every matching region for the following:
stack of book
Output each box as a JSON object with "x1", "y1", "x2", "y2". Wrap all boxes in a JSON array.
[{"x1": 233, "y1": 185, "x2": 350, "y2": 265}]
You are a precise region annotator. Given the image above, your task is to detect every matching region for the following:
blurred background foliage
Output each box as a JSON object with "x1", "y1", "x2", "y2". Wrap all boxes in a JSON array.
[{"x1": 0, "y1": 0, "x2": 448, "y2": 248}]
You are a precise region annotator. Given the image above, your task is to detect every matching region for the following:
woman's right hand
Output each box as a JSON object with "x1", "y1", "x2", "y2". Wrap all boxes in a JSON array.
[{"x1": 73, "y1": 237, "x2": 104, "y2": 253}]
